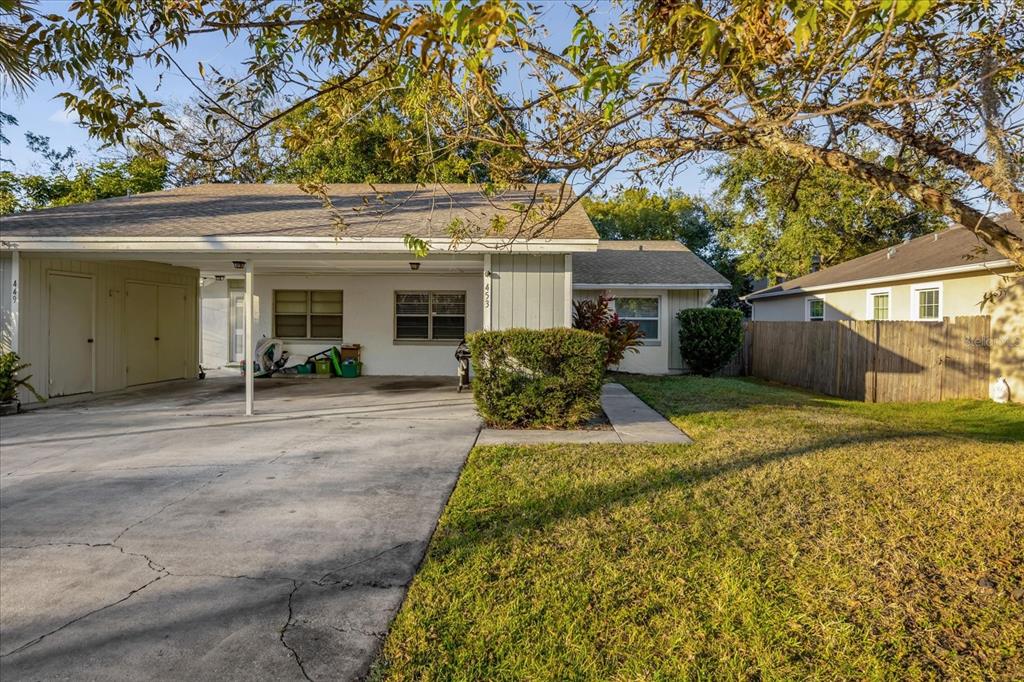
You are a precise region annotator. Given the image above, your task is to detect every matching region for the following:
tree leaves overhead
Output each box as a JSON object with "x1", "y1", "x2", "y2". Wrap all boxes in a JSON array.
[
  {"x1": 16, "y1": 0, "x2": 1024, "y2": 261},
  {"x1": 583, "y1": 188, "x2": 714, "y2": 257},
  {"x1": 0, "y1": 134, "x2": 167, "y2": 214},
  {"x1": 710, "y1": 146, "x2": 947, "y2": 282}
]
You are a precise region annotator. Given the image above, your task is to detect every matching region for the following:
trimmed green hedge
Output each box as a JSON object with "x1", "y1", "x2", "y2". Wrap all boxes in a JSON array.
[
  {"x1": 677, "y1": 308, "x2": 745, "y2": 376},
  {"x1": 467, "y1": 328, "x2": 608, "y2": 428}
]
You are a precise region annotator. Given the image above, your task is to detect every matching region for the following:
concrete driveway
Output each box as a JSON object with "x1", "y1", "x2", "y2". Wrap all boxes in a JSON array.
[{"x1": 0, "y1": 375, "x2": 480, "y2": 680}]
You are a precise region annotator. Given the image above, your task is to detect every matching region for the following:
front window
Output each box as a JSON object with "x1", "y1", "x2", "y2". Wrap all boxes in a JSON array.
[
  {"x1": 807, "y1": 298, "x2": 825, "y2": 321},
  {"x1": 274, "y1": 290, "x2": 343, "y2": 339},
  {"x1": 616, "y1": 297, "x2": 659, "y2": 340},
  {"x1": 917, "y1": 287, "x2": 940, "y2": 320},
  {"x1": 870, "y1": 292, "x2": 890, "y2": 320},
  {"x1": 395, "y1": 291, "x2": 466, "y2": 340}
]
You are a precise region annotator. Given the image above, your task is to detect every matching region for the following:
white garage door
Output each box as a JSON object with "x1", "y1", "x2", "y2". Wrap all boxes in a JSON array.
[{"x1": 125, "y1": 282, "x2": 188, "y2": 386}]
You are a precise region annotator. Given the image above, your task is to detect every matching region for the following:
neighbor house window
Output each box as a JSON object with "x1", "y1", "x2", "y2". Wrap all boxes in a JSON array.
[
  {"x1": 395, "y1": 291, "x2": 466, "y2": 340},
  {"x1": 911, "y1": 284, "x2": 942, "y2": 320},
  {"x1": 616, "y1": 297, "x2": 659, "y2": 340},
  {"x1": 868, "y1": 289, "x2": 891, "y2": 321},
  {"x1": 274, "y1": 290, "x2": 343, "y2": 339},
  {"x1": 806, "y1": 298, "x2": 825, "y2": 321}
]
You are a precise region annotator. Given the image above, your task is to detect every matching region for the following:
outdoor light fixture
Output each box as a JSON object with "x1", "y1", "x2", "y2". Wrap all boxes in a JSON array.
[
  {"x1": 232, "y1": 261, "x2": 245, "y2": 269},
  {"x1": 409, "y1": 262, "x2": 421, "y2": 271}
]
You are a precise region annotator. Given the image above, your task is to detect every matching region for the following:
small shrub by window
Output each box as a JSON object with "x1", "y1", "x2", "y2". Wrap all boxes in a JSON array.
[
  {"x1": 572, "y1": 295, "x2": 644, "y2": 368},
  {"x1": 676, "y1": 308, "x2": 745, "y2": 377},
  {"x1": 467, "y1": 328, "x2": 608, "y2": 428}
]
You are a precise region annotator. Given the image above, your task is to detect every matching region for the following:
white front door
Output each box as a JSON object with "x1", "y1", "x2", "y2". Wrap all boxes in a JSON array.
[
  {"x1": 230, "y1": 290, "x2": 245, "y2": 363},
  {"x1": 48, "y1": 273, "x2": 95, "y2": 397}
]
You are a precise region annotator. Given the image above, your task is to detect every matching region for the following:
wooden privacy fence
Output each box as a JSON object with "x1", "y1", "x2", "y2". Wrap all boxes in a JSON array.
[{"x1": 736, "y1": 316, "x2": 991, "y2": 402}]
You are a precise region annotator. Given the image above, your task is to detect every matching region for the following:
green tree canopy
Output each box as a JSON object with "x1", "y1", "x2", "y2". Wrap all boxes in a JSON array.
[
  {"x1": 711, "y1": 147, "x2": 947, "y2": 282},
  {"x1": 583, "y1": 189, "x2": 714, "y2": 256},
  {"x1": 0, "y1": 134, "x2": 167, "y2": 214},
  {"x1": 581, "y1": 187, "x2": 750, "y2": 311},
  {"x1": 13, "y1": 1, "x2": 1024, "y2": 261}
]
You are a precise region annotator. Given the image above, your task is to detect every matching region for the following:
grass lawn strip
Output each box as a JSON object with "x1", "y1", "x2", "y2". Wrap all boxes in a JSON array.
[{"x1": 377, "y1": 377, "x2": 1024, "y2": 680}]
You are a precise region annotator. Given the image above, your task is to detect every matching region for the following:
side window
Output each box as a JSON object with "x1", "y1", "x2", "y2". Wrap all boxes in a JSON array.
[
  {"x1": 868, "y1": 290, "x2": 890, "y2": 320},
  {"x1": 616, "y1": 297, "x2": 659, "y2": 340},
  {"x1": 916, "y1": 288, "x2": 940, "y2": 320},
  {"x1": 806, "y1": 298, "x2": 825, "y2": 321}
]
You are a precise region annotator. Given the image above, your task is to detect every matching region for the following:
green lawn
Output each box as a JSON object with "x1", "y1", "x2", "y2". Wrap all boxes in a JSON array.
[{"x1": 377, "y1": 377, "x2": 1024, "y2": 680}]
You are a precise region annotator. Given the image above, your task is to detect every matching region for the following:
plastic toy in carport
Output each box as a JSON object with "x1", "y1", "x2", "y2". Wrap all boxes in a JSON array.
[{"x1": 243, "y1": 337, "x2": 288, "y2": 378}]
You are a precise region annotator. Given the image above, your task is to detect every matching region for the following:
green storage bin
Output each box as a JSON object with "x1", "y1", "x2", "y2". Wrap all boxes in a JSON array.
[
  {"x1": 340, "y1": 360, "x2": 361, "y2": 378},
  {"x1": 315, "y1": 358, "x2": 331, "y2": 375}
]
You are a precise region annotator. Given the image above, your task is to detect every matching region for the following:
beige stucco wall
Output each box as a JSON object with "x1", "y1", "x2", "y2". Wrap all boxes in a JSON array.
[
  {"x1": 249, "y1": 271, "x2": 484, "y2": 376},
  {"x1": 572, "y1": 287, "x2": 712, "y2": 374},
  {"x1": 750, "y1": 268, "x2": 1023, "y2": 401},
  {"x1": 9, "y1": 254, "x2": 199, "y2": 404},
  {"x1": 751, "y1": 270, "x2": 1009, "y2": 322},
  {"x1": 985, "y1": 274, "x2": 1024, "y2": 401}
]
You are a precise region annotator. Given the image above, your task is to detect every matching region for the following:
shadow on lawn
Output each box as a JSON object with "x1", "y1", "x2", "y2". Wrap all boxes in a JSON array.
[
  {"x1": 438, "y1": 428, "x2": 941, "y2": 556},
  {"x1": 617, "y1": 375, "x2": 1024, "y2": 443}
]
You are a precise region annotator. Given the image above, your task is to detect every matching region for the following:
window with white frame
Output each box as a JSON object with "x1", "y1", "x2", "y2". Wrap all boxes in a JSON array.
[
  {"x1": 274, "y1": 290, "x2": 343, "y2": 339},
  {"x1": 806, "y1": 297, "x2": 825, "y2": 321},
  {"x1": 911, "y1": 284, "x2": 942, "y2": 320},
  {"x1": 867, "y1": 289, "x2": 890, "y2": 320},
  {"x1": 395, "y1": 291, "x2": 466, "y2": 340},
  {"x1": 616, "y1": 297, "x2": 659, "y2": 340}
]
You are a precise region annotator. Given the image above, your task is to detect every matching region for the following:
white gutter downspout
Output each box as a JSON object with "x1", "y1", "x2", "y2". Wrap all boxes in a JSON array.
[{"x1": 244, "y1": 261, "x2": 254, "y2": 416}]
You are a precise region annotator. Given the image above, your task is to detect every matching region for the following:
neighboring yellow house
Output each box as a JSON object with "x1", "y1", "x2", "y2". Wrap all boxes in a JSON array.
[{"x1": 745, "y1": 214, "x2": 1023, "y2": 401}]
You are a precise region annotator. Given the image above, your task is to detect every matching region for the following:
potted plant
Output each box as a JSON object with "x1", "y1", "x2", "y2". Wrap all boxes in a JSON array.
[{"x1": 0, "y1": 352, "x2": 45, "y2": 414}]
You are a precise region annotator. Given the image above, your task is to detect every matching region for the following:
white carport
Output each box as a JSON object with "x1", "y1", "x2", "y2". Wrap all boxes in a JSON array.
[
  {"x1": 2, "y1": 239, "x2": 580, "y2": 415},
  {"x1": 1, "y1": 183, "x2": 599, "y2": 415}
]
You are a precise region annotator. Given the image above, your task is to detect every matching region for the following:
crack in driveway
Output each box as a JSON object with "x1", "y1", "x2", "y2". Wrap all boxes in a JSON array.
[
  {"x1": 280, "y1": 580, "x2": 314, "y2": 681},
  {"x1": 0, "y1": 543, "x2": 170, "y2": 658}
]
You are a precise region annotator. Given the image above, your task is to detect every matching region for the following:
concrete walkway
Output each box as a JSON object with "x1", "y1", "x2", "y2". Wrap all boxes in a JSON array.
[
  {"x1": 477, "y1": 382, "x2": 691, "y2": 445},
  {"x1": 601, "y1": 383, "x2": 692, "y2": 443}
]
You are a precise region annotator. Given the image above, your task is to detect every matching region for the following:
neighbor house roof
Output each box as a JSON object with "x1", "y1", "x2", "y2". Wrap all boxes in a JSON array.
[
  {"x1": 745, "y1": 214, "x2": 1021, "y2": 301},
  {"x1": 573, "y1": 240, "x2": 731, "y2": 288},
  {"x1": 0, "y1": 183, "x2": 599, "y2": 242}
]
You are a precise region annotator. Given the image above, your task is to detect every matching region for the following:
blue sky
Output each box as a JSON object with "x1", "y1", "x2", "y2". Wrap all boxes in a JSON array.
[{"x1": 1, "y1": 1, "x2": 716, "y2": 198}]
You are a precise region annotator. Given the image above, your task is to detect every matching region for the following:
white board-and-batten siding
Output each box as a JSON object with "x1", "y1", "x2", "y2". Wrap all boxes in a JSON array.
[
  {"x1": 5, "y1": 254, "x2": 199, "y2": 404},
  {"x1": 487, "y1": 254, "x2": 571, "y2": 330}
]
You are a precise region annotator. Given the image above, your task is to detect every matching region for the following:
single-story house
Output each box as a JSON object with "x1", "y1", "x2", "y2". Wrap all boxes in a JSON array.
[
  {"x1": 1, "y1": 183, "x2": 728, "y2": 412},
  {"x1": 744, "y1": 214, "x2": 1023, "y2": 397},
  {"x1": 571, "y1": 241, "x2": 730, "y2": 374}
]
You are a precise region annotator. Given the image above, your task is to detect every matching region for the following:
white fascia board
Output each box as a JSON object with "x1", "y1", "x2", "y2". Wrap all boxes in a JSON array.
[
  {"x1": 743, "y1": 259, "x2": 1015, "y2": 301},
  {"x1": 1, "y1": 236, "x2": 600, "y2": 254},
  {"x1": 573, "y1": 282, "x2": 732, "y2": 290}
]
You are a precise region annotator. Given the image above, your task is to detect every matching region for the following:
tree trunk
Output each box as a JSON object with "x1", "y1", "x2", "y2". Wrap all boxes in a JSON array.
[
  {"x1": 855, "y1": 115, "x2": 1024, "y2": 217},
  {"x1": 762, "y1": 135, "x2": 1024, "y2": 266}
]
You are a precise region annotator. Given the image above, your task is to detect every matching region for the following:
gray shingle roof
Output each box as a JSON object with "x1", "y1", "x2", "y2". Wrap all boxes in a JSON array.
[
  {"x1": 0, "y1": 183, "x2": 599, "y2": 241},
  {"x1": 746, "y1": 213, "x2": 1022, "y2": 300},
  {"x1": 573, "y1": 240, "x2": 731, "y2": 287}
]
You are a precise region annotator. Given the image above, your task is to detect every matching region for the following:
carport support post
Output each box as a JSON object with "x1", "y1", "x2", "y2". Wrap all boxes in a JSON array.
[{"x1": 244, "y1": 262, "x2": 254, "y2": 416}]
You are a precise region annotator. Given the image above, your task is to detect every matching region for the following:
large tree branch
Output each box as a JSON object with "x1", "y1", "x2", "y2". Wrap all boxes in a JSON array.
[
  {"x1": 761, "y1": 134, "x2": 1024, "y2": 266},
  {"x1": 855, "y1": 114, "x2": 1024, "y2": 216}
]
